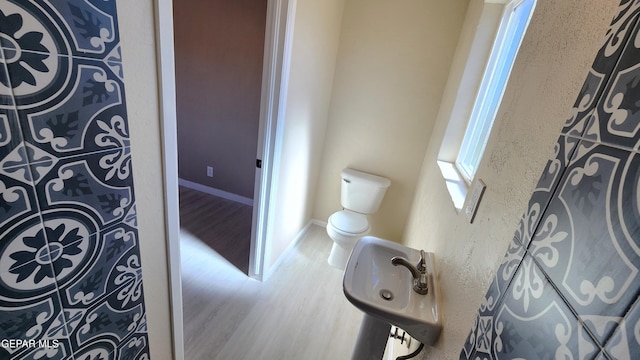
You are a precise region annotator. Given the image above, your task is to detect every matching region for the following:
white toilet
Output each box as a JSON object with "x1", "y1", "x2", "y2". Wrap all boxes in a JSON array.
[{"x1": 327, "y1": 168, "x2": 391, "y2": 269}]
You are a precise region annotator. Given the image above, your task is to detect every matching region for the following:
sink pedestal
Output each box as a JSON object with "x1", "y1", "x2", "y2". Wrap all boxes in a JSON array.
[{"x1": 351, "y1": 314, "x2": 390, "y2": 360}]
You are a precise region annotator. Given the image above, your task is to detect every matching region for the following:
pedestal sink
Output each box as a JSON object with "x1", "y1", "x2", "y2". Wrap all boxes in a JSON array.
[{"x1": 343, "y1": 236, "x2": 442, "y2": 359}]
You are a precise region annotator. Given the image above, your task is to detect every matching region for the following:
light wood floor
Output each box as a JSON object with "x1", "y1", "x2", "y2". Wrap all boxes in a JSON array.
[
  {"x1": 180, "y1": 224, "x2": 364, "y2": 359},
  {"x1": 179, "y1": 186, "x2": 253, "y2": 274}
]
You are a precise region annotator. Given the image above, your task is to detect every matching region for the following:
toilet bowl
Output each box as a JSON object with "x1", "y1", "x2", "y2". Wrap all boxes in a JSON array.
[
  {"x1": 326, "y1": 168, "x2": 390, "y2": 270},
  {"x1": 327, "y1": 210, "x2": 370, "y2": 269}
]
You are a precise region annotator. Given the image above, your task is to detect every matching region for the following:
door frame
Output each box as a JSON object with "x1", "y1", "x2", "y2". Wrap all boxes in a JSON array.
[{"x1": 153, "y1": 0, "x2": 295, "y2": 358}]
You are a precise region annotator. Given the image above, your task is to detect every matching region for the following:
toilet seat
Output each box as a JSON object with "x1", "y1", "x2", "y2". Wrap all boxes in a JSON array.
[{"x1": 328, "y1": 210, "x2": 369, "y2": 235}]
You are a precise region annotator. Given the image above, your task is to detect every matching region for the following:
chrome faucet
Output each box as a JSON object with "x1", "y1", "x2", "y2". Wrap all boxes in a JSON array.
[{"x1": 391, "y1": 250, "x2": 429, "y2": 295}]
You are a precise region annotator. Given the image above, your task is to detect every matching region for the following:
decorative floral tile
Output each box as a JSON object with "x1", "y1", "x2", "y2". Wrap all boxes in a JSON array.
[
  {"x1": 460, "y1": 315, "x2": 479, "y2": 359},
  {"x1": 34, "y1": 149, "x2": 135, "y2": 230},
  {"x1": 0, "y1": 1, "x2": 147, "y2": 359},
  {"x1": 528, "y1": 140, "x2": 640, "y2": 344},
  {"x1": 562, "y1": 0, "x2": 640, "y2": 137},
  {"x1": 602, "y1": 297, "x2": 640, "y2": 359},
  {"x1": 8, "y1": 338, "x2": 74, "y2": 360},
  {"x1": 57, "y1": 224, "x2": 138, "y2": 310},
  {"x1": 14, "y1": 57, "x2": 128, "y2": 161},
  {"x1": 116, "y1": 333, "x2": 149, "y2": 360},
  {"x1": 0, "y1": 107, "x2": 25, "y2": 168},
  {"x1": 63, "y1": 245, "x2": 146, "y2": 356},
  {"x1": 478, "y1": 255, "x2": 599, "y2": 359},
  {"x1": 519, "y1": 135, "x2": 578, "y2": 248},
  {"x1": 0, "y1": 53, "x2": 14, "y2": 104},
  {"x1": 41, "y1": 0, "x2": 121, "y2": 61},
  {"x1": 0, "y1": 266, "x2": 72, "y2": 359},
  {"x1": 583, "y1": 17, "x2": 640, "y2": 153},
  {"x1": 0, "y1": 214, "x2": 60, "y2": 294},
  {"x1": 459, "y1": 235, "x2": 526, "y2": 359},
  {"x1": 0, "y1": 172, "x2": 38, "y2": 233}
]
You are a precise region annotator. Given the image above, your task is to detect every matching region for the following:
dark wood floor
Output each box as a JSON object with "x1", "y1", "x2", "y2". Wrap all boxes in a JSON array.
[{"x1": 178, "y1": 186, "x2": 253, "y2": 274}]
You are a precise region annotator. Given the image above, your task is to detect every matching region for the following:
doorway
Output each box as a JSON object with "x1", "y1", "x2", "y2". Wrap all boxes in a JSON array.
[
  {"x1": 155, "y1": 0, "x2": 294, "y2": 358},
  {"x1": 173, "y1": 0, "x2": 267, "y2": 274}
]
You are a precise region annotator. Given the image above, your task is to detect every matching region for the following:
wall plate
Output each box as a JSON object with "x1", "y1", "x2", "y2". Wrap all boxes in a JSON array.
[{"x1": 465, "y1": 179, "x2": 486, "y2": 223}]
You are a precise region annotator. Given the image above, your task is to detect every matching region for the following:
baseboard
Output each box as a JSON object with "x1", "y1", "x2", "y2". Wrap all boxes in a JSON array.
[
  {"x1": 311, "y1": 219, "x2": 327, "y2": 228},
  {"x1": 178, "y1": 178, "x2": 254, "y2": 206},
  {"x1": 264, "y1": 220, "x2": 314, "y2": 280}
]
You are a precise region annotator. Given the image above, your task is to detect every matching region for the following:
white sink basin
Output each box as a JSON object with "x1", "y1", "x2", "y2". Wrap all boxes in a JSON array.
[{"x1": 343, "y1": 236, "x2": 442, "y2": 345}]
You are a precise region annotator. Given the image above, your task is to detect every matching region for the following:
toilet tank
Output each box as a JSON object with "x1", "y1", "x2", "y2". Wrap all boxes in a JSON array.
[{"x1": 340, "y1": 168, "x2": 391, "y2": 214}]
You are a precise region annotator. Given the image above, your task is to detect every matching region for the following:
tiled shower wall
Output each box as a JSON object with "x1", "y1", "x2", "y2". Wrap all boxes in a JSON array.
[
  {"x1": 0, "y1": 1, "x2": 149, "y2": 359},
  {"x1": 460, "y1": 0, "x2": 640, "y2": 358}
]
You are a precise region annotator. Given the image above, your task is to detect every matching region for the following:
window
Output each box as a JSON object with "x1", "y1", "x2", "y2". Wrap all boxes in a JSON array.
[
  {"x1": 455, "y1": 0, "x2": 536, "y2": 183},
  {"x1": 437, "y1": 0, "x2": 536, "y2": 211}
]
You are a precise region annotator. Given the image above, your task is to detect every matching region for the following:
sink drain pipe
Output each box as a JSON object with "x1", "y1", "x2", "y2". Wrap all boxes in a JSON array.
[{"x1": 395, "y1": 342, "x2": 424, "y2": 360}]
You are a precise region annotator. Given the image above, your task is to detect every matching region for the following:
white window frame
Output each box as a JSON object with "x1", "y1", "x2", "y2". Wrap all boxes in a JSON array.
[
  {"x1": 437, "y1": 0, "x2": 536, "y2": 211},
  {"x1": 455, "y1": 0, "x2": 536, "y2": 184}
]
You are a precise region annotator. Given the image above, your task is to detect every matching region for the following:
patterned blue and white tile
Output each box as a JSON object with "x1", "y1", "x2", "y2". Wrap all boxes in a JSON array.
[
  {"x1": 55, "y1": 223, "x2": 138, "y2": 307},
  {"x1": 33, "y1": 148, "x2": 136, "y2": 232},
  {"x1": 0, "y1": 165, "x2": 40, "y2": 233},
  {"x1": 601, "y1": 296, "x2": 640, "y2": 359},
  {"x1": 0, "y1": 214, "x2": 60, "y2": 296},
  {"x1": 0, "y1": 0, "x2": 121, "y2": 61},
  {"x1": 0, "y1": 47, "x2": 16, "y2": 105},
  {"x1": 0, "y1": 338, "x2": 74, "y2": 360},
  {"x1": 583, "y1": 10, "x2": 640, "y2": 153},
  {"x1": 459, "y1": 235, "x2": 527, "y2": 359},
  {"x1": 54, "y1": 223, "x2": 142, "y2": 329},
  {"x1": 71, "y1": 331, "x2": 149, "y2": 360},
  {"x1": 40, "y1": 0, "x2": 120, "y2": 61},
  {"x1": 0, "y1": 217, "x2": 76, "y2": 359},
  {"x1": 63, "y1": 244, "x2": 147, "y2": 358},
  {"x1": 12, "y1": 57, "x2": 128, "y2": 161},
  {"x1": 460, "y1": 315, "x2": 479, "y2": 360},
  {"x1": 562, "y1": 0, "x2": 640, "y2": 137},
  {"x1": 528, "y1": 139, "x2": 640, "y2": 344},
  {"x1": 519, "y1": 134, "x2": 579, "y2": 248},
  {"x1": 0, "y1": 107, "x2": 27, "y2": 170},
  {"x1": 475, "y1": 254, "x2": 600, "y2": 359}
]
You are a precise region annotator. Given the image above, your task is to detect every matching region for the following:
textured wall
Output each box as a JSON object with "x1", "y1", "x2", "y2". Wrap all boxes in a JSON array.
[
  {"x1": 401, "y1": 0, "x2": 619, "y2": 358},
  {"x1": 461, "y1": 0, "x2": 640, "y2": 357},
  {"x1": 313, "y1": 0, "x2": 468, "y2": 241},
  {"x1": 0, "y1": 1, "x2": 149, "y2": 359}
]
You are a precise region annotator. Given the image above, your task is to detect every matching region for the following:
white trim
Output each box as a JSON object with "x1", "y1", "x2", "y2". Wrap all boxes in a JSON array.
[
  {"x1": 179, "y1": 178, "x2": 254, "y2": 206},
  {"x1": 312, "y1": 219, "x2": 328, "y2": 228},
  {"x1": 263, "y1": 220, "x2": 313, "y2": 280},
  {"x1": 437, "y1": 161, "x2": 466, "y2": 212},
  {"x1": 154, "y1": 0, "x2": 183, "y2": 359},
  {"x1": 249, "y1": 0, "x2": 297, "y2": 281}
]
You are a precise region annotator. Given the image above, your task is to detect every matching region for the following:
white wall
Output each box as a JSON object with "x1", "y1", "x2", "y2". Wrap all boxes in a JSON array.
[
  {"x1": 266, "y1": 0, "x2": 346, "y2": 269},
  {"x1": 118, "y1": 1, "x2": 174, "y2": 358},
  {"x1": 402, "y1": 0, "x2": 619, "y2": 358},
  {"x1": 313, "y1": 0, "x2": 468, "y2": 241}
]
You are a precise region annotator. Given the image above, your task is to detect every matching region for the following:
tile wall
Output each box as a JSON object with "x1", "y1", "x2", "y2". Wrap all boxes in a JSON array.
[
  {"x1": 0, "y1": 1, "x2": 149, "y2": 359},
  {"x1": 460, "y1": 0, "x2": 640, "y2": 358}
]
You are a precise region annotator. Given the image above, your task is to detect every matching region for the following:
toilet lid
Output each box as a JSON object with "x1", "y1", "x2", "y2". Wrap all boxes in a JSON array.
[{"x1": 329, "y1": 210, "x2": 369, "y2": 234}]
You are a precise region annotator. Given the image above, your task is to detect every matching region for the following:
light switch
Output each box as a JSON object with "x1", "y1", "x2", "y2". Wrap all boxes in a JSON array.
[{"x1": 465, "y1": 179, "x2": 486, "y2": 223}]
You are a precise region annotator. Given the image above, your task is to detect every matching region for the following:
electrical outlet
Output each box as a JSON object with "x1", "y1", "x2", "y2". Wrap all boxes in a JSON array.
[{"x1": 207, "y1": 166, "x2": 213, "y2": 177}]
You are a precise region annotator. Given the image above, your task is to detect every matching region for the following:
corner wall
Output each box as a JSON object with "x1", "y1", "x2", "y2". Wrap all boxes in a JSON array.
[
  {"x1": 402, "y1": 0, "x2": 619, "y2": 358},
  {"x1": 313, "y1": 0, "x2": 468, "y2": 241},
  {"x1": 266, "y1": 0, "x2": 346, "y2": 270}
]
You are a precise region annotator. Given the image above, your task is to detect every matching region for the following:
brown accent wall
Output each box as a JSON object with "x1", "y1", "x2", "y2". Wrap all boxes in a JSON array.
[{"x1": 174, "y1": 0, "x2": 267, "y2": 198}]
